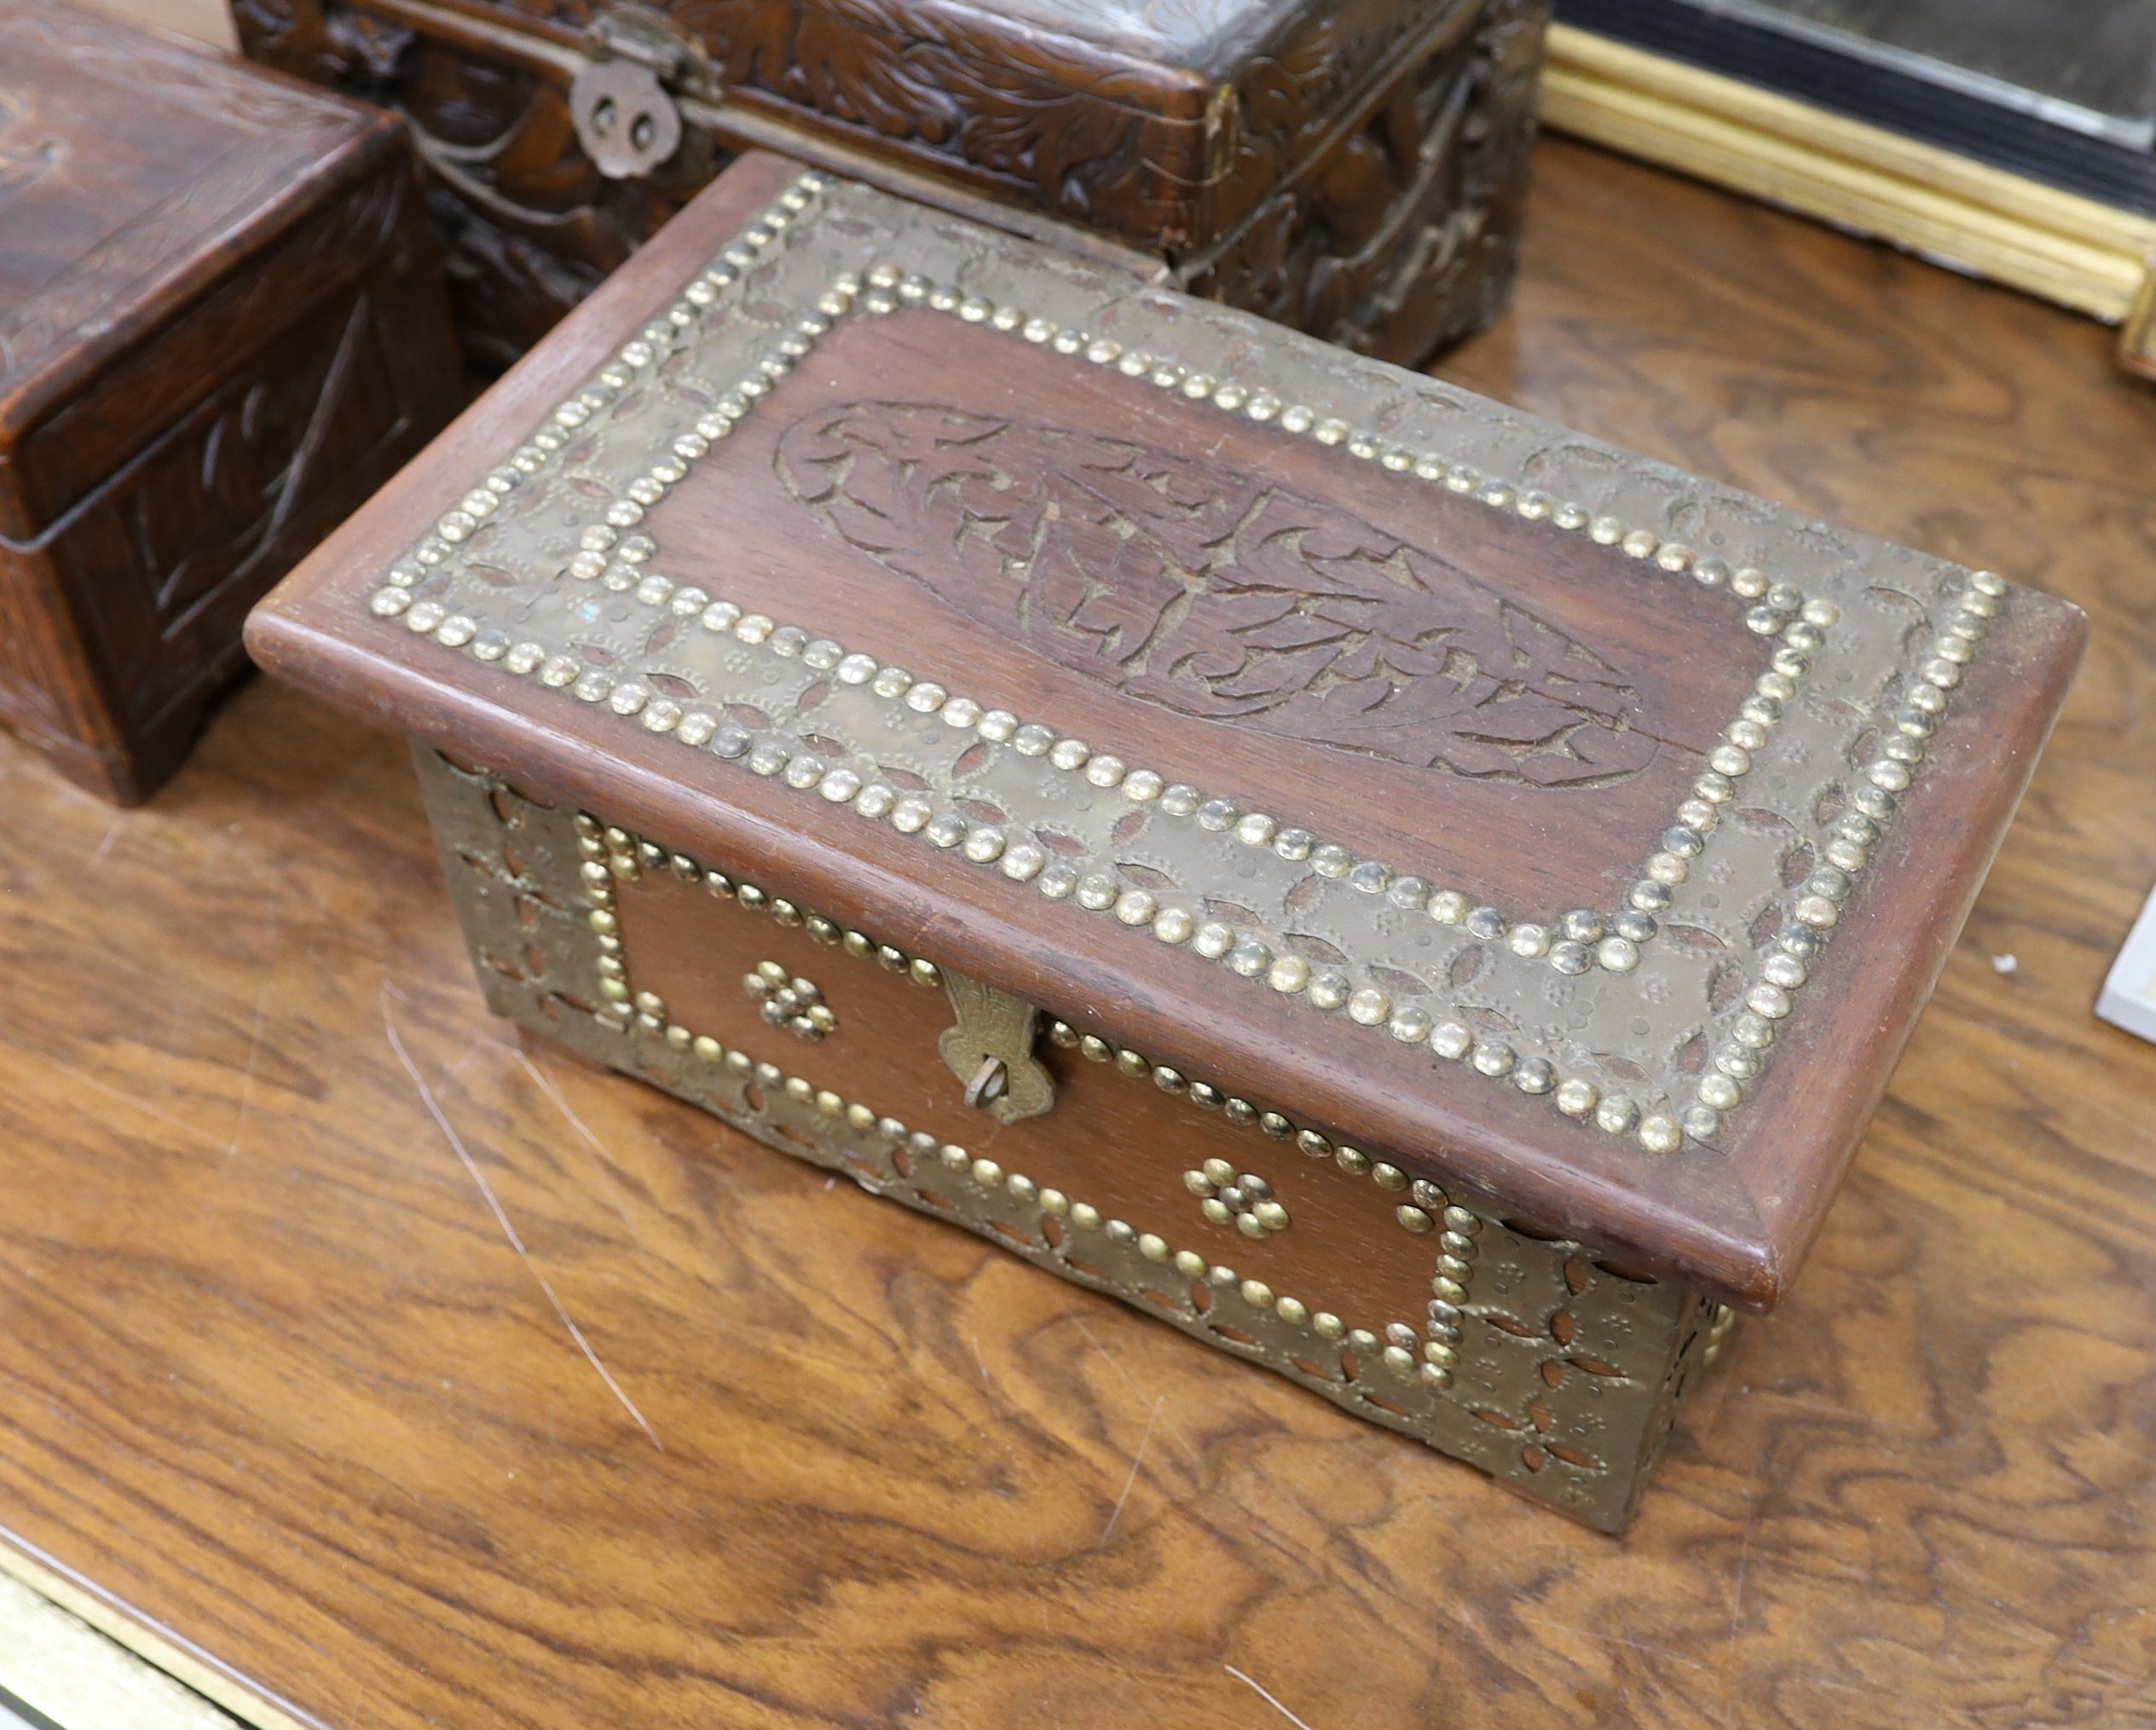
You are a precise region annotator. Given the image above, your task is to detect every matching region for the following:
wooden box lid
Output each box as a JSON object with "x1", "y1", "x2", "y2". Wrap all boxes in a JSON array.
[
  {"x1": 250, "y1": 153, "x2": 2084, "y2": 1311},
  {"x1": 0, "y1": 0, "x2": 404, "y2": 538},
  {"x1": 327, "y1": 0, "x2": 1499, "y2": 257}
]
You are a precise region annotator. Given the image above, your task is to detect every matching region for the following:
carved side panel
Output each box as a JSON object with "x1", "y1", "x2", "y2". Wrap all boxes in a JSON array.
[
  {"x1": 0, "y1": 167, "x2": 460, "y2": 802},
  {"x1": 416, "y1": 747, "x2": 1722, "y2": 1530},
  {"x1": 1187, "y1": 0, "x2": 1547, "y2": 361},
  {"x1": 38, "y1": 282, "x2": 436, "y2": 723}
]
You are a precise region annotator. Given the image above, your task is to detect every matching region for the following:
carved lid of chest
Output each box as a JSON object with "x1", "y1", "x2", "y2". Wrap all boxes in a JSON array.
[
  {"x1": 251, "y1": 152, "x2": 2085, "y2": 1310},
  {"x1": 319, "y1": 0, "x2": 1506, "y2": 256},
  {"x1": 0, "y1": 0, "x2": 403, "y2": 534}
]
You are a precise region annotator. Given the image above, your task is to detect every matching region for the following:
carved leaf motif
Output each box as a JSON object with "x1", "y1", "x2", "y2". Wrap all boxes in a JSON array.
[
  {"x1": 776, "y1": 402, "x2": 1659, "y2": 788},
  {"x1": 692, "y1": 0, "x2": 1164, "y2": 216}
]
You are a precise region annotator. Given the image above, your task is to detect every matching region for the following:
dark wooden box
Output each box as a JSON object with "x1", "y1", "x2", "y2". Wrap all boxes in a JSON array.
[
  {"x1": 231, "y1": 0, "x2": 1546, "y2": 375},
  {"x1": 250, "y1": 153, "x2": 2084, "y2": 1530},
  {"x1": 0, "y1": 1, "x2": 463, "y2": 804}
]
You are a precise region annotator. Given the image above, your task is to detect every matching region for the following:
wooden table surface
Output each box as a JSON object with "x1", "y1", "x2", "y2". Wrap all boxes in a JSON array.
[{"x1": 2, "y1": 136, "x2": 2153, "y2": 1730}]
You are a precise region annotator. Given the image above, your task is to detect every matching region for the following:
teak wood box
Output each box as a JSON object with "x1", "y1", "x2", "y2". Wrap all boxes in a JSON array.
[
  {"x1": 0, "y1": 0, "x2": 463, "y2": 805},
  {"x1": 251, "y1": 153, "x2": 2085, "y2": 1530},
  {"x1": 232, "y1": 0, "x2": 1545, "y2": 374}
]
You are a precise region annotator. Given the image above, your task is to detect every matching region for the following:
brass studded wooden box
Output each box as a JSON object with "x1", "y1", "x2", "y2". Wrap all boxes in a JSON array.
[
  {"x1": 0, "y1": 0, "x2": 463, "y2": 804},
  {"x1": 249, "y1": 153, "x2": 2085, "y2": 1530},
  {"x1": 232, "y1": 0, "x2": 1544, "y2": 374}
]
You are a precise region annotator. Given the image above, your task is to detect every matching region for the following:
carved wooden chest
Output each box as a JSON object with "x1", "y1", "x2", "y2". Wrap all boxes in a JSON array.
[
  {"x1": 231, "y1": 0, "x2": 1545, "y2": 374},
  {"x1": 0, "y1": 0, "x2": 462, "y2": 804},
  {"x1": 250, "y1": 153, "x2": 2084, "y2": 1529}
]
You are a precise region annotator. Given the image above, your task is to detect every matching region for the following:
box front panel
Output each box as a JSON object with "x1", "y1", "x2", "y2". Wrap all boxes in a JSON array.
[{"x1": 417, "y1": 746, "x2": 1726, "y2": 1529}]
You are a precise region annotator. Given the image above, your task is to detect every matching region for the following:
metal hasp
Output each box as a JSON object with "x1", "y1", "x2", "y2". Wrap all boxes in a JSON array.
[
  {"x1": 939, "y1": 970, "x2": 1055, "y2": 1123},
  {"x1": 569, "y1": 6, "x2": 696, "y2": 178}
]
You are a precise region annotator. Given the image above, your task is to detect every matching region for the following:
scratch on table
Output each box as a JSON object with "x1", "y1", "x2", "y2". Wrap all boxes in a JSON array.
[
  {"x1": 508, "y1": 1044, "x2": 647, "y2": 1247},
  {"x1": 963, "y1": 1333, "x2": 1018, "y2": 1433},
  {"x1": 384, "y1": 988, "x2": 663, "y2": 1452},
  {"x1": 1224, "y1": 1665, "x2": 1318, "y2": 1730},
  {"x1": 32, "y1": 1048, "x2": 226, "y2": 1156},
  {"x1": 87, "y1": 823, "x2": 120, "y2": 865},
  {"x1": 1719, "y1": 1486, "x2": 1757, "y2": 1727},
  {"x1": 227, "y1": 981, "x2": 271, "y2": 1158},
  {"x1": 1097, "y1": 1397, "x2": 1160, "y2": 1544},
  {"x1": 1510, "y1": 1609, "x2": 1717, "y2": 1675},
  {"x1": 436, "y1": 1036, "x2": 493, "y2": 1096},
  {"x1": 1065, "y1": 1311, "x2": 1202, "y2": 1469}
]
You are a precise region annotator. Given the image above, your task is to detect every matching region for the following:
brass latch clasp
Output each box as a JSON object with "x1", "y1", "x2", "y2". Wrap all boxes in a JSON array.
[{"x1": 939, "y1": 971, "x2": 1055, "y2": 1124}]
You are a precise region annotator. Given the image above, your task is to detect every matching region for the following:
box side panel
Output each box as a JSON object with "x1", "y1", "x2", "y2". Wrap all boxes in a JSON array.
[
  {"x1": 1184, "y1": 0, "x2": 1545, "y2": 362},
  {"x1": 415, "y1": 745, "x2": 1715, "y2": 1529},
  {"x1": 0, "y1": 537, "x2": 131, "y2": 798}
]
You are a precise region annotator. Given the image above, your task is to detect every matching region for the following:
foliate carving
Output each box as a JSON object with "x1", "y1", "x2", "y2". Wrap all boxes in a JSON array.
[
  {"x1": 234, "y1": 0, "x2": 715, "y2": 370},
  {"x1": 233, "y1": 0, "x2": 1539, "y2": 370},
  {"x1": 1189, "y1": 0, "x2": 1545, "y2": 358},
  {"x1": 695, "y1": 0, "x2": 1176, "y2": 215},
  {"x1": 777, "y1": 402, "x2": 1651, "y2": 786}
]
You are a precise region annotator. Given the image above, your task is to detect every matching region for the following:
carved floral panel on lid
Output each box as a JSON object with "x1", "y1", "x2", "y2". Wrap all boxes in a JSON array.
[{"x1": 777, "y1": 402, "x2": 1656, "y2": 787}]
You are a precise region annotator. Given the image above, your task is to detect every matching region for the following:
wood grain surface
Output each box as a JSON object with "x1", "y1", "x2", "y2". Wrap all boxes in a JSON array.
[{"x1": 0, "y1": 136, "x2": 2152, "y2": 1728}]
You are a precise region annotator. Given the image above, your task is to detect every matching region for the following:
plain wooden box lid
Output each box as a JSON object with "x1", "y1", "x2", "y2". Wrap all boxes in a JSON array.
[
  {"x1": 0, "y1": 1, "x2": 408, "y2": 540},
  {"x1": 250, "y1": 151, "x2": 2085, "y2": 1310}
]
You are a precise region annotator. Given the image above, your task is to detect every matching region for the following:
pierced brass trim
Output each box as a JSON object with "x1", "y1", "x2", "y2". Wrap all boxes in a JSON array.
[{"x1": 416, "y1": 751, "x2": 1730, "y2": 1529}]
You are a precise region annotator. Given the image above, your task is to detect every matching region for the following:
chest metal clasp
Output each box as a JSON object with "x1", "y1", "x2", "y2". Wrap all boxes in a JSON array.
[{"x1": 939, "y1": 970, "x2": 1055, "y2": 1124}]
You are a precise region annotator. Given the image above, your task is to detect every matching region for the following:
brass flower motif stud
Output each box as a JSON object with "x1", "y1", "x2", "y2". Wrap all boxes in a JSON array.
[
  {"x1": 1183, "y1": 1158, "x2": 1289, "y2": 1239},
  {"x1": 744, "y1": 960, "x2": 836, "y2": 1041}
]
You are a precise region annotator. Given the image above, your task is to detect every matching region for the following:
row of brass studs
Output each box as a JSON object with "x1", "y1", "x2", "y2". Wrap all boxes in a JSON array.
[
  {"x1": 575, "y1": 812, "x2": 1475, "y2": 1388},
  {"x1": 1040, "y1": 1016, "x2": 1480, "y2": 1356},
  {"x1": 367, "y1": 165, "x2": 2004, "y2": 1156},
  {"x1": 576, "y1": 816, "x2": 947, "y2": 1038}
]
